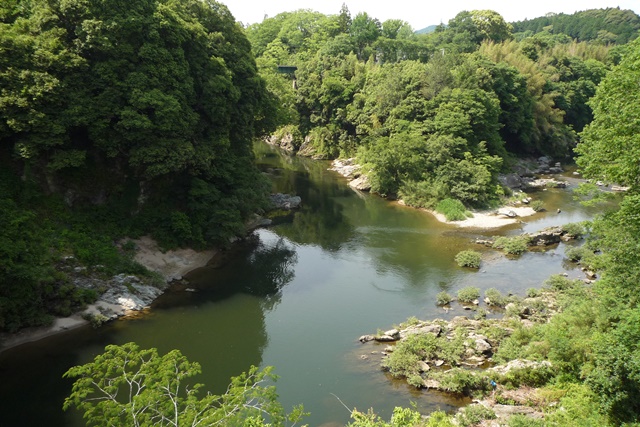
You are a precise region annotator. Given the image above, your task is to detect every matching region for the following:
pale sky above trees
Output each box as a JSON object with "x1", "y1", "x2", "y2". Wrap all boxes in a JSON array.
[{"x1": 227, "y1": 0, "x2": 639, "y2": 30}]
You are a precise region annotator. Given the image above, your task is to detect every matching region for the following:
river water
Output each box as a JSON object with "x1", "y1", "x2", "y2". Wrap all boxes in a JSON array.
[{"x1": 0, "y1": 143, "x2": 612, "y2": 426}]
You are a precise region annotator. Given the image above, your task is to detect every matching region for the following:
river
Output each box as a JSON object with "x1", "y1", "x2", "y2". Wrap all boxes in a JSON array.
[{"x1": 0, "y1": 142, "x2": 612, "y2": 426}]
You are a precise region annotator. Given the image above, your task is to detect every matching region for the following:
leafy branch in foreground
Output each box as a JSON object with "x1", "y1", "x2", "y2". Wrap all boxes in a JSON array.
[{"x1": 63, "y1": 342, "x2": 306, "y2": 427}]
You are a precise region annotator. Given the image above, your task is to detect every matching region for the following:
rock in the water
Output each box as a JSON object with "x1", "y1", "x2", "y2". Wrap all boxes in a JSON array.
[
  {"x1": 330, "y1": 158, "x2": 361, "y2": 178},
  {"x1": 528, "y1": 225, "x2": 563, "y2": 246},
  {"x1": 498, "y1": 173, "x2": 523, "y2": 189},
  {"x1": 270, "y1": 193, "x2": 302, "y2": 210},
  {"x1": 349, "y1": 175, "x2": 371, "y2": 191},
  {"x1": 400, "y1": 324, "x2": 442, "y2": 338},
  {"x1": 359, "y1": 335, "x2": 375, "y2": 343}
]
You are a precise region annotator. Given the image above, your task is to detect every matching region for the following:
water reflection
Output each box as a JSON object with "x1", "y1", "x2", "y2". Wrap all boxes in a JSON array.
[
  {"x1": 255, "y1": 142, "x2": 356, "y2": 252},
  {"x1": 184, "y1": 233, "x2": 298, "y2": 311}
]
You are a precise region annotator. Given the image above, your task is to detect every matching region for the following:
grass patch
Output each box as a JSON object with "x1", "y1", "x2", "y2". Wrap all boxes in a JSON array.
[
  {"x1": 455, "y1": 250, "x2": 481, "y2": 268},
  {"x1": 436, "y1": 291, "x2": 453, "y2": 306},
  {"x1": 493, "y1": 235, "x2": 531, "y2": 255},
  {"x1": 457, "y1": 286, "x2": 480, "y2": 303},
  {"x1": 435, "y1": 198, "x2": 471, "y2": 221}
]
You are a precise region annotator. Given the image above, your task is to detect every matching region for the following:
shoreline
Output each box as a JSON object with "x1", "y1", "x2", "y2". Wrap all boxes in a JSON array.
[
  {"x1": 395, "y1": 200, "x2": 537, "y2": 229},
  {"x1": 428, "y1": 206, "x2": 537, "y2": 228},
  {"x1": 0, "y1": 236, "x2": 219, "y2": 354}
]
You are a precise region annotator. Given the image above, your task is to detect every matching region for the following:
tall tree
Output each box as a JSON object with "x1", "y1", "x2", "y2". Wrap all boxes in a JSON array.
[
  {"x1": 63, "y1": 342, "x2": 306, "y2": 427},
  {"x1": 576, "y1": 39, "x2": 640, "y2": 189}
]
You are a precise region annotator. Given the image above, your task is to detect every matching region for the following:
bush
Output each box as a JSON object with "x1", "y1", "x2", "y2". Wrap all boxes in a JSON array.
[
  {"x1": 457, "y1": 287, "x2": 480, "y2": 303},
  {"x1": 565, "y1": 246, "x2": 589, "y2": 262},
  {"x1": 493, "y1": 236, "x2": 530, "y2": 255},
  {"x1": 456, "y1": 404, "x2": 496, "y2": 427},
  {"x1": 474, "y1": 308, "x2": 488, "y2": 320},
  {"x1": 562, "y1": 222, "x2": 586, "y2": 238},
  {"x1": 507, "y1": 414, "x2": 546, "y2": 427},
  {"x1": 455, "y1": 250, "x2": 481, "y2": 268},
  {"x1": 500, "y1": 365, "x2": 556, "y2": 389},
  {"x1": 544, "y1": 274, "x2": 580, "y2": 291},
  {"x1": 435, "y1": 368, "x2": 492, "y2": 395},
  {"x1": 526, "y1": 288, "x2": 540, "y2": 298},
  {"x1": 485, "y1": 288, "x2": 508, "y2": 307},
  {"x1": 436, "y1": 291, "x2": 453, "y2": 306},
  {"x1": 436, "y1": 198, "x2": 470, "y2": 221},
  {"x1": 530, "y1": 200, "x2": 545, "y2": 212},
  {"x1": 382, "y1": 333, "x2": 438, "y2": 378}
]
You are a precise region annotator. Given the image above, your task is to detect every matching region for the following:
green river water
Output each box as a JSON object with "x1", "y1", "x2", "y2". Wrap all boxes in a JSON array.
[{"x1": 0, "y1": 142, "x2": 611, "y2": 426}]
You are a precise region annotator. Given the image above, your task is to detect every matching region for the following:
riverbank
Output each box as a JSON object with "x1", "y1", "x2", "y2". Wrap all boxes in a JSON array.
[
  {"x1": 0, "y1": 236, "x2": 218, "y2": 353},
  {"x1": 331, "y1": 158, "x2": 556, "y2": 229},
  {"x1": 356, "y1": 273, "x2": 591, "y2": 425},
  {"x1": 429, "y1": 206, "x2": 537, "y2": 228}
]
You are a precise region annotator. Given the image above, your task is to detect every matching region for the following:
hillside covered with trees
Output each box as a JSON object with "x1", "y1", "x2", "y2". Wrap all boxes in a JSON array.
[
  {"x1": 4, "y1": 2, "x2": 640, "y2": 425},
  {"x1": 248, "y1": 6, "x2": 637, "y2": 210},
  {"x1": 0, "y1": 0, "x2": 275, "y2": 331}
]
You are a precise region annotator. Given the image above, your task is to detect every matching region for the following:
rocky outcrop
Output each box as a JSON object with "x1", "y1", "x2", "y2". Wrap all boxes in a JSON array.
[
  {"x1": 329, "y1": 158, "x2": 372, "y2": 192},
  {"x1": 330, "y1": 158, "x2": 361, "y2": 179},
  {"x1": 348, "y1": 175, "x2": 371, "y2": 191},
  {"x1": 265, "y1": 131, "x2": 301, "y2": 153},
  {"x1": 475, "y1": 225, "x2": 579, "y2": 249},
  {"x1": 498, "y1": 173, "x2": 524, "y2": 189},
  {"x1": 83, "y1": 274, "x2": 163, "y2": 323},
  {"x1": 270, "y1": 193, "x2": 302, "y2": 210},
  {"x1": 523, "y1": 177, "x2": 568, "y2": 189}
]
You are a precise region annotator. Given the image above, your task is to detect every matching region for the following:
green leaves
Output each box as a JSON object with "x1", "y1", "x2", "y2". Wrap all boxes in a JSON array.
[
  {"x1": 577, "y1": 38, "x2": 640, "y2": 190},
  {"x1": 63, "y1": 342, "x2": 306, "y2": 427}
]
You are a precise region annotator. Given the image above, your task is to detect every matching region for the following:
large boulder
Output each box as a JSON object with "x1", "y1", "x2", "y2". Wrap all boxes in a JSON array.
[
  {"x1": 349, "y1": 175, "x2": 371, "y2": 191},
  {"x1": 330, "y1": 158, "x2": 361, "y2": 178},
  {"x1": 498, "y1": 173, "x2": 523, "y2": 189},
  {"x1": 270, "y1": 193, "x2": 302, "y2": 210},
  {"x1": 265, "y1": 131, "x2": 300, "y2": 153}
]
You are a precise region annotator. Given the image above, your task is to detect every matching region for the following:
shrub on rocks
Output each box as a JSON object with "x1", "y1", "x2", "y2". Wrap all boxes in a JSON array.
[
  {"x1": 493, "y1": 236, "x2": 531, "y2": 255},
  {"x1": 436, "y1": 291, "x2": 453, "y2": 306},
  {"x1": 457, "y1": 287, "x2": 480, "y2": 303},
  {"x1": 455, "y1": 250, "x2": 482, "y2": 268},
  {"x1": 485, "y1": 288, "x2": 508, "y2": 307}
]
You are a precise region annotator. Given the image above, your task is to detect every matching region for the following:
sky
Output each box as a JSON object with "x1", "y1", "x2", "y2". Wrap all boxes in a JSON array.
[{"x1": 224, "y1": 0, "x2": 640, "y2": 30}]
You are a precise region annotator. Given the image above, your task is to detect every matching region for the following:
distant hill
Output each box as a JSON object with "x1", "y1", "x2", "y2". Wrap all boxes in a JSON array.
[
  {"x1": 415, "y1": 24, "x2": 438, "y2": 34},
  {"x1": 512, "y1": 8, "x2": 640, "y2": 44}
]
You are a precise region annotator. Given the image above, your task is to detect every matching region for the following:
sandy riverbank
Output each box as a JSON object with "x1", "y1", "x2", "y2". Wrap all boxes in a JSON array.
[
  {"x1": 429, "y1": 206, "x2": 537, "y2": 228},
  {"x1": 0, "y1": 236, "x2": 217, "y2": 353},
  {"x1": 395, "y1": 200, "x2": 537, "y2": 229}
]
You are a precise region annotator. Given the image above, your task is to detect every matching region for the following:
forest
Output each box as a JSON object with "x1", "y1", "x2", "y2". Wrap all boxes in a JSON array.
[{"x1": 2, "y1": 0, "x2": 640, "y2": 425}]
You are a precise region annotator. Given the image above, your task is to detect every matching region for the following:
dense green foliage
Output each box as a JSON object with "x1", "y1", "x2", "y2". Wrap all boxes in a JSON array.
[
  {"x1": 64, "y1": 342, "x2": 306, "y2": 426},
  {"x1": 249, "y1": 6, "x2": 635, "y2": 209},
  {"x1": 0, "y1": 0, "x2": 276, "y2": 331},
  {"x1": 454, "y1": 250, "x2": 481, "y2": 268},
  {"x1": 512, "y1": 8, "x2": 640, "y2": 44},
  {"x1": 0, "y1": 0, "x2": 273, "y2": 248}
]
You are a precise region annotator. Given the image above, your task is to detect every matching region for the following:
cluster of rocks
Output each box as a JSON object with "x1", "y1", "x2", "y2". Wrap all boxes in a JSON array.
[
  {"x1": 475, "y1": 225, "x2": 579, "y2": 248},
  {"x1": 329, "y1": 158, "x2": 372, "y2": 191},
  {"x1": 83, "y1": 274, "x2": 164, "y2": 324},
  {"x1": 359, "y1": 316, "x2": 504, "y2": 370},
  {"x1": 265, "y1": 131, "x2": 326, "y2": 159},
  {"x1": 499, "y1": 157, "x2": 568, "y2": 191}
]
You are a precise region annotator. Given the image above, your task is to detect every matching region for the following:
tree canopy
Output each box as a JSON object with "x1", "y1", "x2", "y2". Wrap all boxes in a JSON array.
[
  {"x1": 0, "y1": 0, "x2": 274, "y2": 247},
  {"x1": 63, "y1": 342, "x2": 306, "y2": 427}
]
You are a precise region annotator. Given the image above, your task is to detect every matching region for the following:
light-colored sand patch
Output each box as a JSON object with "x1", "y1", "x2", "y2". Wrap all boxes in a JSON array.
[
  {"x1": 130, "y1": 236, "x2": 217, "y2": 281},
  {"x1": 0, "y1": 314, "x2": 88, "y2": 351},
  {"x1": 431, "y1": 207, "x2": 537, "y2": 229}
]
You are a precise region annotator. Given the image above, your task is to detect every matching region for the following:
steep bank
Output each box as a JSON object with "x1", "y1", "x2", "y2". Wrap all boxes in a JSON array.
[{"x1": 0, "y1": 237, "x2": 217, "y2": 353}]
